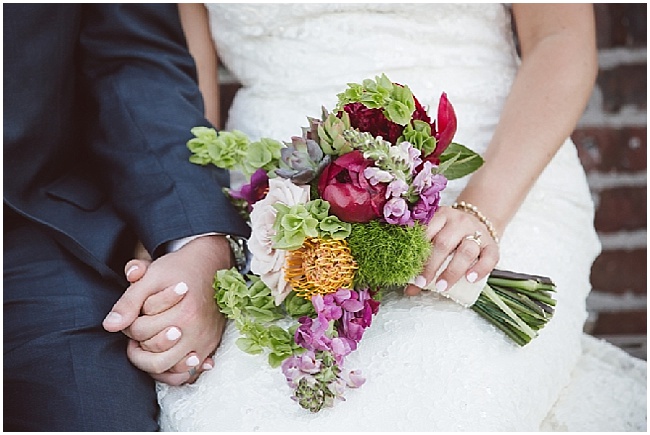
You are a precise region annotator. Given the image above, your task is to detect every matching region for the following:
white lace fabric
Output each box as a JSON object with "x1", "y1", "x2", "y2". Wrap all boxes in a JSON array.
[{"x1": 157, "y1": 4, "x2": 646, "y2": 431}]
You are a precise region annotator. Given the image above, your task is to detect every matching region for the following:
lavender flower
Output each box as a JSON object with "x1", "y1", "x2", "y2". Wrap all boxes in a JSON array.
[
  {"x1": 312, "y1": 294, "x2": 343, "y2": 322},
  {"x1": 294, "y1": 315, "x2": 332, "y2": 352},
  {"x1": 385, "y1": 178, "x2": 409, "y2": 200},
  {"x1": 338, "y1": 289, "x2": 380, "y2": 347},
  {"x1": 363, "y1": 166, "x2": 394, "y2": 186},
  {"x1": 384, "y1": 197, "x2": 413, "y2": 226},
  {"x1": 411, "y1": 161, "x2": 447, "y2": 224},
  {"x1": 282, "y1": 351, "x2": 322, "y2": 388}
]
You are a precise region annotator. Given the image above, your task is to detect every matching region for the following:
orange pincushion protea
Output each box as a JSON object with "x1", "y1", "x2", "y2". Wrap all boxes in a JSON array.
[{"x1": 284, "y1": 237, "x2": 358, "y2": 299}]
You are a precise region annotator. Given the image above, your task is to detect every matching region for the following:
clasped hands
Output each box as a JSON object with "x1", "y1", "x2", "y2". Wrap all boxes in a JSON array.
[{"x1": 102, "y1": 235, "x2": 231, "y2": 386}]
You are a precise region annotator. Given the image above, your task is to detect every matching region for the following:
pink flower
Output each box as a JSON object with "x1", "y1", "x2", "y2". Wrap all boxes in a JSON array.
[
  {"x1": 294, "y1": 315, "x2": 331, "y2": 352},
  {"x1": 317, "y1": 150, "x2": 387, "y2": 223}
]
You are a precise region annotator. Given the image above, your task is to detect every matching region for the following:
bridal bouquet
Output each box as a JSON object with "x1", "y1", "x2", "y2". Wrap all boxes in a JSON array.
[{"x1": 187, "y1": 75, "x2": 556, "y2": 412}]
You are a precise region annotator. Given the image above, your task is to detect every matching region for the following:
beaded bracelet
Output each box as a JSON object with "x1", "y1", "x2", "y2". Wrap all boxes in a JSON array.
[{"x1": 451, "y1": 201, "x2": 500, "y2": 244}]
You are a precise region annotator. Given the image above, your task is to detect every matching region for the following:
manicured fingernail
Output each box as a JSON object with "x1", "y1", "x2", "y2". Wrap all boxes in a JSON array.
[
  {"x1": 174, "y1": 282, "x2": 189, "y2": 295},
  {"x1": 186, "y1": 355, "x2": 200, "y2": 367},
  {"x1": 126, "y1": 265, "x2": 139, "y2": 279},
  {"x1": 435, "y1": 279, "x2": 448, "y2": 293},
  {"x1": 466, "y1": 272, "x2": 478, "y2": 283},
  {"x1": 166, "y1": 327, "x2": 181, "y2": 341},
  {"x1": 202, "y1": 362, "x2": 213, "y2": 371},
  {"x1": 412, "y1": 275, "x2": 427, "y2": 288},
  {"x1": 103, "y1": 312, "x2": 122, "y2": 325}
]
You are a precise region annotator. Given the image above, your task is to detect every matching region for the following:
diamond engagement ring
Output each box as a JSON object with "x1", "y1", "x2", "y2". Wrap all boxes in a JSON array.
[
  {"x1": 464, "y1": 230, "x2": 482, "y2": 248},
  {"x1": 188, "y1": 367, "x2": 198, "y2": 377}
]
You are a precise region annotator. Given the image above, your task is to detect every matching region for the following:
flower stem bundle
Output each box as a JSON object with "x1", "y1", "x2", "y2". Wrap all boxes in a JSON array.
[{"x1": 473, "y1": 270, "x2": 556, "y2": 346}]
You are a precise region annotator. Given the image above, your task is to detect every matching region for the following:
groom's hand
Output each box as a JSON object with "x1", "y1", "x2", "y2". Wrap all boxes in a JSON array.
[{"x1": 103, "y1": 235, "x2": 232, "y2": 385}]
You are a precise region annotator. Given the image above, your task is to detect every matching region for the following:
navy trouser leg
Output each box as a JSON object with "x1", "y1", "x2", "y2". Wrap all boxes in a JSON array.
[{"x1": 3, "y1": 223, "x2": 158, "y2": 431}]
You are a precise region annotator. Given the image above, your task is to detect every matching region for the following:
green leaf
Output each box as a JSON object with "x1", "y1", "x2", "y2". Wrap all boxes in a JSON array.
[
  {"x1": 438, "y1": 142, "x2": 484, "y2": 180},
  {"x1": 268, "y1": 352, "x2": 289, "y2": 368},
  {"x1": 236, "y1": 337, "x2": 264, "y2": 355}
]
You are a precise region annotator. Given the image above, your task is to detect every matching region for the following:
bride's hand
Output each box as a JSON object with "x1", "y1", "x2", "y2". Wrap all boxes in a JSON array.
[{"x1": 404, "y1": 206, "x2": 500, "y2": 296}]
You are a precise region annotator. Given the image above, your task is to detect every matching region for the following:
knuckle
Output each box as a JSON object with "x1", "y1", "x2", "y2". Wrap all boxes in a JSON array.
[
  {"x1": 433, "y1": 236, "x2": 454, "y2": 252},
  {"x1": 456, "y1": 243, "x2": 478, "y2": 261},
  {"x1": 128, "y1": 320, "x2": 146, "y2": 341},
  {"x1": 149, "y1": 357, "x2": 170, "y2": 375}
]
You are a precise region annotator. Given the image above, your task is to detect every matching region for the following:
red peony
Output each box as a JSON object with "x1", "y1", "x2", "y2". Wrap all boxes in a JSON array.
[
  {"x1": 341, "y1": 89, "x2": 456, "y2": 164},
  {"x1": 343, "y1": 102, "x2": 404, "y2": 144},
  {"x1": 317, "y1": 150, "x2": 387, "y2": 223}
]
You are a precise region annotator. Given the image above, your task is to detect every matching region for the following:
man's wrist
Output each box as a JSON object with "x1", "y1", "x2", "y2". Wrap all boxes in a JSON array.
[
  {"x1": 167, "y1": 233, "x2": 220, "y2": 253},
  {"x1": 167, "y1": 233, "x2": 248, "y2": 273}
]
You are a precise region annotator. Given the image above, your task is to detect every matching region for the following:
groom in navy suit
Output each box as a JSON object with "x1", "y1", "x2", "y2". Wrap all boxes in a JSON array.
[{"x1": 4, "y1": 4, "x2": 248, "y2": 430}]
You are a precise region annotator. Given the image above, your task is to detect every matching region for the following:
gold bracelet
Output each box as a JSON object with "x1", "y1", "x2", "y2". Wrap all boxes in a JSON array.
[{"x1": 451, "y1": 201, "x2": 500, "y2": 244}]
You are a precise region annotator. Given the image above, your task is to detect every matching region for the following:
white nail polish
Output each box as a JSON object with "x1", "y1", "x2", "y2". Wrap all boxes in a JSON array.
[
  {"x1": 202, "y1": 362, "x2": 213, "y2": 371},
  {"x1": 126, "y1": 265, "x2": 139, "y2": 279},
  {"x1": 166, "y1": 327, "x2": 181, "y2": 341},
  {"x1": 174, "y1": 282, "x2": 189, "y2": 295},
  {"x1": 104, "y1": 312, "x2": 122, "y2": 325},
  {"x1": 435, "y1": 279, "x2": 448, "y2": 293},
  {"x1": 413, "y1": 275, "x2": 427, "y2": 288},
  {"x1": 467, "y1": 272, "x2": 478, "y2": 283},
  {"x1": 187, "y1": 355, "x2": 200, "y2": 367}
]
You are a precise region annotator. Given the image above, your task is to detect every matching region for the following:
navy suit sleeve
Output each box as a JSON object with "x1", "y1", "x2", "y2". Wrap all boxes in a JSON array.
[{"x1": 78, "y1": 4, "x2": 249, "y2": 257}]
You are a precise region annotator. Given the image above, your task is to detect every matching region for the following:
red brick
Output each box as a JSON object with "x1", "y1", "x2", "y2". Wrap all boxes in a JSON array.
[
  {"x1": 591, "y1": 249, "x2": 647, "y2": 295},
  {"x1": 591, "y1": 310, "x2": 647, "y2": 335},
  {"x1": 596, "y1": 64, "x2": 647, "y2": 113},
  {"x1": 594, "y1": 187, "x2": 647, "y2": 232},
  {"x1": 596, "y1": 4, "x2": 648, "y2": 49},
  {"x1": 573, "y1": 127, "x2": 647, "y2": 173}
]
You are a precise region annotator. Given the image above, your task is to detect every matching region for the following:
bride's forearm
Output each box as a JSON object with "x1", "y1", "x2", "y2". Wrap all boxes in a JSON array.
[
  {"x1": 456, "y1": 4, "x2": 597, "y2": 236},
  {"x1": 178, "y1": 3, "x2": 221, "y2": 128}
]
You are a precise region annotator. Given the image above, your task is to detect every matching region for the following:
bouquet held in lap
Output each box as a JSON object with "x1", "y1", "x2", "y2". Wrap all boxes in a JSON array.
[{"x1": 187, "y1": 74, "x2": 557, "y2": 412}]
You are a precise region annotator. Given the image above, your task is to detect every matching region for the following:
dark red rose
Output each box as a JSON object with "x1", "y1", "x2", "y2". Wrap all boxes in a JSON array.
[{"x1": 317, "y1": 150, "x2": 387, "y2": 223}]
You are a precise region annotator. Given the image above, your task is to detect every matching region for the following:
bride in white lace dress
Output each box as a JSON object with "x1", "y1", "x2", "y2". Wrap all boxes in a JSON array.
[{"x1": 156, "y1": 4, "x2": 646, "y2": 431}]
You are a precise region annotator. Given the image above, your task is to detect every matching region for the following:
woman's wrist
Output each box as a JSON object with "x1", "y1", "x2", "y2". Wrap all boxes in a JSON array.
[{"x1": 451, "y1": 201, "x2": 500, "y2": 244}]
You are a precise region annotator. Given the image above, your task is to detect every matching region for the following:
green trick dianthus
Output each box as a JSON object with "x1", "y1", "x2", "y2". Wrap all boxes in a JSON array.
[{"x1": 347, "y1": 220, "x2": 430, "y2": 288}]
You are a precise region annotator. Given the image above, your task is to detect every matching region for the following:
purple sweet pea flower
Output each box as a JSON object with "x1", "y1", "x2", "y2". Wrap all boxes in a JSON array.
[
  {"x1": 229, "y1": 168, "x2": 269, "y2": 211},
  {"x1": 341, "y1": 369, "x2": 366, "y2": 388},
  {"x1": 412, "y1": 162, "x2": 447, "y2": 195},
  {"x1": 384, "y1": 197, "x2": 414, "y2": 226},
  {"x1": 330, "y1": 337, "x2": 354, "y2": 365},
  {"x1": 281, "y1": 351, "x2": 322, "y2": 388},
  {"x1": 312, "y1": 294, "x2": 343, "y2": 322},
  {"x1": 338, "y1": 289, "x2": 380, "y2": 346},
  {"x1": 385, "y1": 178, "x2": 409, "y2": 200},
  {"x1": 294, "y1": 315, "x2": 332, "y2": 352},
  {"x1": 410, "y1": 162, "x2": 447, "y2": 224}
]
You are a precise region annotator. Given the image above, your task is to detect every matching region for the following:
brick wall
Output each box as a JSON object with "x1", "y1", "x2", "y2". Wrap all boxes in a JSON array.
[
  {"x1": 573, "y1": 4, "x2": 647, "y2": 359},
  {"x1": 216, "y1": 4, "x2": 647, "y2": 358}
]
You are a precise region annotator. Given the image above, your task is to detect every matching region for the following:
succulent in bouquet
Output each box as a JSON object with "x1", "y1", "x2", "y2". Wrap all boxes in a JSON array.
[{"x1": 186, "y1": 74, "x2": 556, "y2": 411}]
